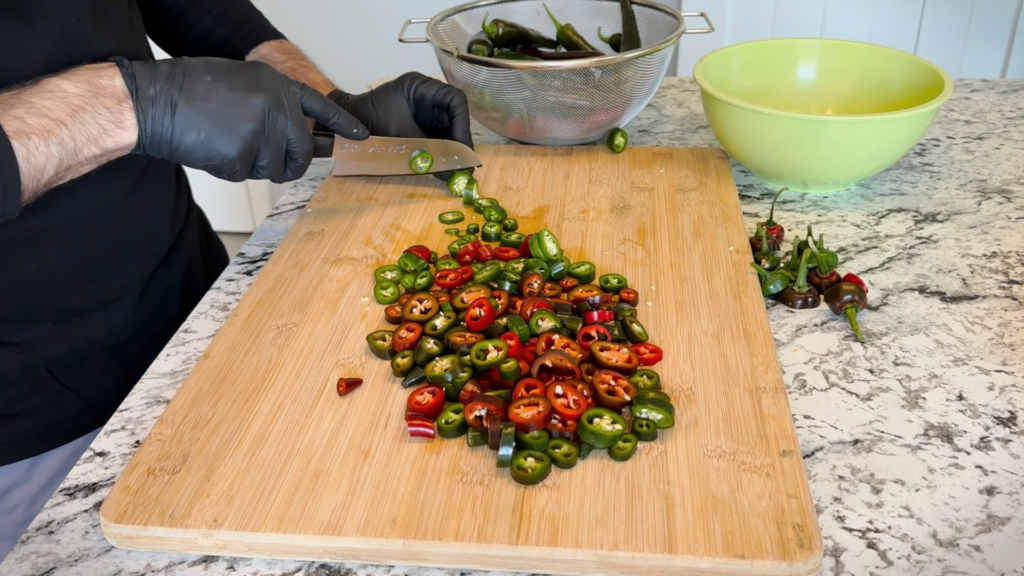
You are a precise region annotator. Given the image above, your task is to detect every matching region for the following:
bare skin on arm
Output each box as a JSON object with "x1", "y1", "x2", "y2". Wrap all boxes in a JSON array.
[
  {"x1": 246, "y1": 39, "x2": 336, "y2": 96},
  {"x1": 0, "y1": 63, "x2": 138, "y2": 206}
]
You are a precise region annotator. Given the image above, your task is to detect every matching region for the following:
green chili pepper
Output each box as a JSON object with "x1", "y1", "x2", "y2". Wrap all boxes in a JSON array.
[
  {"x1": 473, "y1": 197, "x2": 499, "y2": 214},
  {"x1": 751, "y1": 262, "x2": 793, "y2": 297},
  {"x1": 413, "y1": 335, "x2": 445, "y2": 366},
  {"x1": 443, "y1": 367, "x2": 473, "y2": 402},
  {"x1": 467, "y1": 427, "x2": 488, "y2": 448},
  {"x1": 505, "y1": 257, "x2": 528, "y2": 275},
  {"x1": 629, "y1": 369, "x2": 661, "y2": 390},
  {"x1": 783, "y1": 235, "x2": 802, "y2": 276},
  {"x1": 497, "y1": 422, "x2": 516, "y2": 468},
  {"x1": 436, "y1": 258, "x2": 460, "y2": 272},
  {"x1": 579, "y1": 408, "x2": 626, "y2": 449},
  {"x1": 548, "y1": 255, "x2": 570, "y2": 280},
  {"x1": 523, "y1": 258, "x2": 551, "y2": 280},
  {"x1": 599, "y1": 273, "x2": 628, "y2": 293},
  {"x1": 500, "y1": 232, "x2": 527, "y2": 248},
  {"x1": 483, "y1": 12, "x2": 558, "y2": 50},
  {"x1": 578, "y1": 441, "x2": 596, "y2": 460},
  {"x1": 474, "y1": 263, "x2": 503, "y2": 283},
  {"x1": 462, "y1": 179, "x2": 480, "y2": 206},
  {"x1": 467, "y1": 31, "x2": 494, "y2": 57},
  {"x1": 447, "y1": 170, "x2": 473, "y2": 196},
  {"x1": 612, "y1": 303, "x2": 637, "y2": 320},
  {"x1": 509, "y1": 450, "x2": 552, "y2": 485},
  {"x1": 529, "y1": 229, "x2": 562, "y2": 260},
  {"x1": 621, "y1": 316, "x2": 648, "y2": 344},
  {"x1": 437, "y1": 403, "x2": 469, "y2": 438},
  {"x1": 529, "y1": 309, "x2": 563, "y2": 335},
  {"x1": 390, "y1": 349, "x2": 415, "y2": 377},
  {"x1": 466, "y1": 223, "x2": 480, "y2": 235},
  {"x1": 544, "y1": 4, "x2": 600, "y2": 52},
  {"x1": 398, "y1": 273, "x2": 415, "y2": 291},
  {"x1": 481, "y1": 221, "x2": 502, "y2": 242},
  {"x1": 567, "y1": 261, "x2": 596, "y2": 284},
  {"x1": 448, "y1": 239, "x2": 469, "y2": 258},
  {"x1": 373, "y1": 265, "x2": 403, "y2": 284},
  {"x1": 608, "y1": 433, "x2": 639, "y2": 461},
  {"x1": 482, "y1": 205, "x2": 508, "y2": 223},
  {"x1": 469, "y1": 339, "x2": 509, "y2": 369},
  {"x1": 630, "y1": 398, "x2": 675, "y2": 429},
  {"x1": 516, "y1": 429, "x2": 550, "y2": 451},
  {"x1": 461, "y1": 234, "x2": 479, "y2": 243},
  {"x1": 501, "y1": 218, "x2": 519, "y2": 232},
  {"x1": 425, "y1": 354, "x2": 462, "y2": 385},
  {"x1": 492, "y1": 50, "x2": 542, "y2": 61},
  {"x1": 558, "y1": 315, "x2": 583, "y2": 337},
  {"x1": 494, "y1": 357, "x2": 519, "y2": 382},
  {"x1": 410, "y1": 149, "x2": 433, "y2": 174},
  {"x1": 445, "y1": 227, "x2": 461, "y2": 236},
  {"x1": 401, "y1": 365, "x2": 427, "y2": 389},
  {"x1": 617, "y1": 0, "x2": 642, "y2": 52},
  {"x1": 607, "y1": 128, "x2": 628, "y2": 154},
  {"x1": 483, "y1": 322, "x2": 506, "y2": 339},
  {"x1": 413, "y1": 270, "x2": 434, "y2": 292},
  {"x1": 439, "y1": 211, "x2": 465, "y2": 225},
  {"x1": 398, "y1": 251, "x2": 429, "y2": 274},
  {"x1": 373, "y1": 281, "x2": 401, "y2": 305},
  {"x1": 633, "y1": 418, "x2": 658, "y2": 442},
  {"x1": 485, "y1": 388, "x2": 512, "y2": 403},
  {"x1": 546, "y1": 438, "x2": 579, "y2": 469},
  {"x1": 506, "y1": 315, "x2": 530, "y2": 344},
  {"x1": 597, "y1": 27, "x2": 622, "y2": 52},
  {"x1": 599, "y1": 320, "x2": 626, "y2": 342}
]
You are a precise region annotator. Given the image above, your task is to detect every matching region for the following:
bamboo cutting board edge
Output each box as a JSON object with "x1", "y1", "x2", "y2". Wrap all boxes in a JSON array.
[{"x1": 100, "y1": 145, "x2": 822, "y2": 576}]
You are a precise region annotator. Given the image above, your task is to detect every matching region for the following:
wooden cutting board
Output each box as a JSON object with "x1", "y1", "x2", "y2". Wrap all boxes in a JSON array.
[{"x1": 101, "y1": 145, "x2": 821, "y2": 576}]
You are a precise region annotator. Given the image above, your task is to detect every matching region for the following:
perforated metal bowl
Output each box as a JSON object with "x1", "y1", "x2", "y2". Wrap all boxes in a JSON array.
[{"x1": 399, "y1": 0, "x2": 713, "y2": 145}]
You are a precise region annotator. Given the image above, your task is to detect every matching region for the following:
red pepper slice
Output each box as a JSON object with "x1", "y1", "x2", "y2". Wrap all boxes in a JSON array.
[
  {"x1": 477, "y1": 244, "x2": 496, "y2": 262},
  {"x1": 336, "y1": 377, "x2": 363, "y2": 397},
  {"x1": 519, "y1": 272, "x2": 545, "y2": 298},
  {"x1": 559, "y1": 276, "x2": 580, "y2": 292},
  {"x1": 546, "y1": 379, "x2": 588, "y2": 420},
  {"x1": 406, "y1": 384, "x2": 445, "y2": 420},
  {"x1": 590, "y1": 341, "x2": 640, "y2": 374},
  {"x1": 475, "y1": 369, "x2": 499, "y2": 392},
  {"x1": 435, "y1": 269, "x2": 467, "y2": 289},
  {"x1": 392, "y1": 322, "x2": 423, "y2": 352},
  {"x1": 384, "y1": 304, "x2": 404, "y2": 325},
  {"x1": 547, "y1": 413, "x2": 579, "y2": 442},
  {"x1": 495, "y1": 247, "x2": 521, "y2": 261},
  {"x1": 508, "y1": 395, "x2": 553, "y2": 433},
  {"x1": 465, "y1": 394, "x2": 508, "y2": 428},
  {"x1": 841, "y1": 273, "x2": 869, "y2": 294},
  {"x1": 518, "y1": 234, "x2": 533, "y2": 258},
  {"x1": 618, "y1": 288, "x2": 640, "y2": 307},
  {"x1": 459, "y1": 379, "x2": 484, "y2": 404},
  {"x1": 577, "y1": 325, "x2": 611, "y2": 348},
  {"x1": 523, "y1": 337, "x2": 539, "y2": 364},
  {"x1": 492, "y1": 290, "x2": 511, "y2": 316},
  {"x1": 406, "y1": 413, "x2": 436, "y2": 439},
  {"x1": 567, "y1": 284, "x2": 605, "y2": 304},
  {"x1": 583, "y1": 309, "x2": 615, "y2": 325},
  {"x1": 576, "y1": 380, "x2": 597, "y2": 409},
  {"x1": 466, "y1": 297, "x2": 496, "y2": 332},
  {"x1": 512, "y1": 378, "x2": 546, "y2": 401},
  {"x1": 592, "y1": 370, "x2": 636, "y2": 410},
  {"x1": 632, "y1": 343, "x2": 664, "y2": 366},
  {"x1": 531, "y1": 350, "x2": 582, "y2": 383},
  {"x1": 456, "y1": 241, "x2": 482, "y2": 265},
  {"x1": 398, "y1": 293, "x2": 413, "y2": 306},
  {"x1": 404, "y1": 245, "x2": 432, "y2": 262},
  {"x1": 519, "y1": 297, "x2": 553, "y2": 322},
  {"x1": 430, "y1": 290, "x2": 451, "y2": 306},
  {"x1": 501, "y1": 331, "x2": 526, "y2": 359},
  {"x1": 536, "y1": 332, "x2": 585, "y2": 364}
]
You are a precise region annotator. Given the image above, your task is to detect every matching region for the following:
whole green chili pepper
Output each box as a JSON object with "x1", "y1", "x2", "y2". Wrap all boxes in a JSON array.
[
  {"x1": 544, "y1": 4, "x2": 600, "y2": 52},
  {"x1": 467, "y1": 31, "x2": 494, "y2": 57},
  {"x1": 598, "y1": 27, "x2": 622, "y2": 52},
  {"x1": 617, "y1": 0, "x2": 641, "y2": 51},
  {"x1": 483, "y1": 12, "x2": 558, "y2": 50}
]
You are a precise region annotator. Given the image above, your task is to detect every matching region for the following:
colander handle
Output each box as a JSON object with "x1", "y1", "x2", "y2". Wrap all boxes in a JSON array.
[
  {"x1": 398, "y1": 18, "x2": 431, "y2": 43},
  {"x1": 680, "y1": 12, "x2": 715, "y2": 35}
]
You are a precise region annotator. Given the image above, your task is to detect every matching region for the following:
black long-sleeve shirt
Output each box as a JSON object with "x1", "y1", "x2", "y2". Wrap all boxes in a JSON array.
[{"x1": 0, "y1": 0, "x2": 285, "y2": 465}]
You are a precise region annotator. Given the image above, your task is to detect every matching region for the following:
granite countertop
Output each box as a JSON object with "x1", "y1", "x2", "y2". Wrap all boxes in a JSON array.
[{"x1": 5, "y1": 78, "x2": 1023, "y2": 576}]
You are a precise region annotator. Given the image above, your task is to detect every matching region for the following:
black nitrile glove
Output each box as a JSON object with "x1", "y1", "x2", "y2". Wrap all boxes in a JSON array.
[
  {"x1": 116, "y1": 57, "x2": 369, "y2": 183},
  {"x1": 320, "y1": 72, "x2": 474, "y2": 179}
]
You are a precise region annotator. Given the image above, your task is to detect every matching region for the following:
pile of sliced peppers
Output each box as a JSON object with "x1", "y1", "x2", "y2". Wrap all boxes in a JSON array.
[
  {"x1": 363, "y1": 197, "x2": 673, "y2": 486},
  {"x1": 747, "y1": 188, "x2": 871, "y2": 343}
]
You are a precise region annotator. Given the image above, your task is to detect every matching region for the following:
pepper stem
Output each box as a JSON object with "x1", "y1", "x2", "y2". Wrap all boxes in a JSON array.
[
  {"x1": 844, "y1": 306, "x2": 866, "y2": 343},
  {"x1": 817, "y1": 233, "x2": 826, "y2": 250},
  {"x1": 756, "y1": 225, "x2": 772, "y2": 258},
  {"x1": 766, "y1": 187, "x2": 787, "y2": 227},
  {"x1": 598, "y1": 26, "x2": 611, "y2": 42},
  {"x1": 544, "y1": 4, "x2": 563, "y2": 30},
  {"x1": 482, "y1": 12, "x2": 495, "y2": 38},
  {"x1": 750, "y1": 262, "x2": 773, "y2": 282},
  {"x1": 795, "y1": 248, "x2": 813, "y2": 292}
]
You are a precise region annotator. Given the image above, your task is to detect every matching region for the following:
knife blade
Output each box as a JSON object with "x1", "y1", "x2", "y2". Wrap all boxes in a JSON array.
[{"x1": 311, "y1": 132, "x2": 482, "y2": 177}]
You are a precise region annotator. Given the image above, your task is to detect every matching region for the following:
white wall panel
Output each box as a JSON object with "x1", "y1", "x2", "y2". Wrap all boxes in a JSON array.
[
  {"x1": 821, "y1": 0, "x2": 874, "y2": 42},
  {"x1": 959, "y1": 0, "x2": 1020, "y2": 78},
  {"x1": 724, "y1": 0, "x2": 777, "y2": 44},
  {"x1": 679, "y1": 0, "x2": 730, "y2": 75},
  {"x1": 867, "y1": 0, "x2": 925, "y2": 54},
  {"x1": 772, "y1": 0, "x2": 827, "y2": 38},
  {"x1": 916, "y1": 0, "x2": 974, "y2": 76}
]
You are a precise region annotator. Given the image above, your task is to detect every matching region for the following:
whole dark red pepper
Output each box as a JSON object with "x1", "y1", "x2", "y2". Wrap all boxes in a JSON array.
[
  {"x1": 841, "y1": 272, "x2": 869, "y2": 294},
  {"x1": 753, "y1": 225, "x2": 780, "y2": 272},
  {"x1": 756, "y1": 187, "x2": 788, "y2": 244},
  {"x1": 807, "y1": 236, "x2": 841, "y2": 294},
  {"x1": 824, "y1": 282, "x2": 868, "y2": 343},
  {"x1": 776, "y1": 249, "x2": 821, "y2": 310}
]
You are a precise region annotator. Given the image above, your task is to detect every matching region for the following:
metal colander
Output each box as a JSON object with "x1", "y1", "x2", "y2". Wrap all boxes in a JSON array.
[{"x1": 399, "y1": 0, "x2": 713, "y2": 145}]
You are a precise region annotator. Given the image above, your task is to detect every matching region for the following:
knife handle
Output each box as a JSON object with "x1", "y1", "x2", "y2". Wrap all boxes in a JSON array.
[{"x1": 312, "y1": 131, "x2": 335, "y2": 159}]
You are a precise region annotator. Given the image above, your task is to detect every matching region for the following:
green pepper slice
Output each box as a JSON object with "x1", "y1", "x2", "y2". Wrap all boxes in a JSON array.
[
  {"x1": 413, "y1": 269, "x2": 435, "y2": 292},
  {"x1": 439, "y1": 211, "x2": 465, "y2": 225},
  {"x1": 578, "y1": 440, "x2": 596, "y2": 460},
  {"x1": 474, "y1": 263, "x2": 502, "y2": 283},
  {"x1": 629, "y1": 369, "x2": 661, "y2": 390},
  {"x1": 437, "y1": 403, "x2": 468, "y2": 438},
  {"x1": 451, "y1": 284, "x2": 493, "y2": 311},
  {"x1": 446, "y1": 329, "x2": 485, "y2": 351},
  {"x1": 447, "y1": 170, "x2": 472, "y2": 196},
  {"x1": 633, "y1": 418, "x2": 658, "y2": 442},
  {"x1": 523, "y1": 258, "x2": 551, "y2": 280},
  {"x1": 505, "y1": 257, "x2": 528, "y2": 274},
  {"x1": 423, "y1": 308, "x2": 458, "y2": 337},
  {"x1": 607, "y1": 128, "x2": 628, "y2": 154},
  {"x1": 462, "y1": 179, "x2": 480, "y2": 206},
  {"x1": 609, "y1": 433, "x2": 639, "y2": 461},
  {"x1": 546, "y1": 438, "x2": 579, "y2": 469},
  {"x1": 413, "y1": 335, "x2": 445, "y2": 366},
  {"x1": 391, "y1": 350, "x2": 415, "y2": 377},
  {"x1": 482, "y1": 205, "x2": 508, "y2": 223},
  {"x1": 599, "y1": 320, "x2": 627, "y2": 342},
  {"x1": 559, "y1": 315, "x2": 583, "y2": 337},
  {"x1": 445, "y1": 227, "x2": 462, "y2": 236},
  {"x1": 495, "y1": 280, "x2": 516, "y2": 292},
  {"x1": 506, "y1": 315, "x2": 530, "y2": 344},
  {"x1": 398, "y1": 251, "x2": 429, "y2": 274},
  {"x1": 473, "y1": 197, "x2": 499, "y2": 214},
  {"x1": 481, "y1": 221, "x2": 502, "y2": 242},
  {"x1": 621, "y1": 316, "x2": 648, "y2": 343},
  {"x1": 401, "y1": 365, "x2": 427, "y2": 388},
  {"x1": 366, "y1": 330, "x2": 395, "y2": 360},
  {"x1": 567, "y1": 261, "x2": 596, "y2": 284},
  {"x1": 436, "y1": 258, "x2": 460, "y2": 272},
  {"x1": 578, "y1": 407, "x2": 626, "y2": 449},
  {"x1": 528, "y1": 310, "x2": 563, "y2": 336},
  {"x1": 461, "y1": 233, "x2": 479, "y2": 242},
  {"x1": 466, "y1": 223, "x2": 480, "y2": 235},
  {"x1": 425, "y1": 354, "x2": 463, "y2": 385},
  {"x1": 630, "y1": 399, "x2": 675, "y2": 429},
  {"x1": 598, "y1": 273, "x2": 628, "y2": 294},
  {"x1": 373, "y1": 281, "x2": 401, "y2": 305},
  {"x1": 498, "y1": 357, "x2": 522, "y2": 382},
  {"x1": 469, "y1": 261, "x2": 486, "y2": 275},
  {"x1": 485, "y1": 389, "x2": 512, "y2": 403},
  {"x1": 498, "y1": 421, "x2": 516, "y2": 468},
  {"x1": 501, "y1": 232, "x2": 527, "y2": 248},
  {"x1": 374, "y1": 265, "x2": 403, "y2": 284},
  {"x1": 501, "y1": 218, "x2": 519, "y2": 232},
  {"x1": 613, "y1": 303, "x2": 638, "y2": 320},
  {"x1": 516, "y1": 429, "x2": 550, "y2": 451},
  {"x1": 410, "y1": 149, "x2": 434, "y2": 174},
  {"x1": 448, "y1": 238, "x2": 470, "y2": 258},
  {"x1": 548, "y1": 258, "x2": 567, "y2": 281},
  {"x1": 467, "y1": 427, "x2": 488, "y2": 447},
  {"x1": 509, "y1": 450, "x2": 552, "y2": 485},
  {"x1": 529, "y1": 229, "x2": 562, "y2": 261},
  {"x1": 469, "y1": 338, "x2": 509, "y2": 369},
  {"x1": 398, "y1": 274, "x2": 416, "y2": 291}
]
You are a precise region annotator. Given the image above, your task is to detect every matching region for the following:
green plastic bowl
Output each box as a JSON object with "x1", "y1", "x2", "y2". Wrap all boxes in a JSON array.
[{"x1": 693, "y1": 38, "x2": 954, "y2": 193}]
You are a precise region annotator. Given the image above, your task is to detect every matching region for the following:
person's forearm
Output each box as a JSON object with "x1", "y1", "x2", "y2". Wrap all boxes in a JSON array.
[
  {"x1": 246, "y1": 39, "x2": 336, "y2": 96},
  {"x1": 0, "y1": 63, "x2": 137, "y2": 206}
]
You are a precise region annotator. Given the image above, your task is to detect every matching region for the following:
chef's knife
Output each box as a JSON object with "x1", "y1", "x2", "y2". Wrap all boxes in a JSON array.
[{"x1": 312, "y1": 131, "x2": 482, "y2": 177}]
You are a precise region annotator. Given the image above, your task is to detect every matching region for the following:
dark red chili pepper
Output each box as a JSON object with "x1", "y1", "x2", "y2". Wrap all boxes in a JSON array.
[
  {"x1": 475, "y1": 368, "x2": 499, "y2": 392},
  {"x1": 492, "y1": 290, "x2": 511, "y2": 316},
  {"x1": 547, "y1": 413, "x2": 579, "y2": 442},
  {"x1": 512, "y1": 378, "x2": 546, "y2": 401},
  {"x1": 583, "y1": 309, "x2": 615, "y2": 326},
  {"x1": 465, "y1": 394, "x2": 508, "y2": 428},
  {"x1": 407, "y1": 384, "x2": 445, "y2": 420},
  {"x1": 531, "y1": 350, "x2": 582, "y2": 383},
  {"x1": 518, "y1": 234, "x2": 533, "y2": 258},
  {"x1": 384, "y1": 304, "x2": 404, "y2": 325},
  {"x1": 398, "y1": 293, "x2": 413, "y2": 306},
  {"x1": 520, "y1": 272, "x2": 545, "y2": 298},
  {"x1": 841, "y1": 272, "x2": 869, "y2": 294},
  {"x1": 520, "y1": 297, "x2": 553, "y2": 322},
  {"x1": 429, "y1": 290, "x2": 450, "y2": 306},
  {"x1": 577, "y1": 324, "x2": 612, "y2": 348},
  {"x1": 336, "y1": 377, "x2": 363, "y2": 397},
  {"x1": 466, "y1": 298, "x2": 496, "y2": 332},
  {"x1": 434, "y1": 269, "x2": 466, "y2": 289},
  {"x1": 523, "y1": 337, "x2": 539, "y2": 364},
  {"x1": 392, "y1": 322, "x2": 423, "y2": 352},
  {"x1": 592, "y1": 370, "x2": 636, "y2": 410},
  {"x1": 806, "y1": 239, "x2": 841, "y2": 294},
  {"x1": 477, "y1": 244, "x2": 496, "y2": 262},
  {"x1": 546, "y1": 379, "x2": 588, "y2": 420},
  {"x1": 459, "y1": 379, "x2": 484, "y2": 404},
  {"x1": 824, "y1": 282, "x2": 868, "y2": 343},
  {"x1": 757, "y1": 187, "x2": 788, "y2": 244},
  {"x1": 618, "y1": 288, "x2": 639, "y2": 307},
  {"x1": 567, "y1": 284, "x2": 604, "y2": 304},
  {"x1": 406, "y1": 413, "x2": 436, "y2": 439},
  {"x1": 495, "y1": 247, "x2": 520, "y2": 261},
  {"x1": 777, "y1": 249, "x2": 821, "y2": 310},
  {"x1": 508, "y1": 395, "x2": 553, "y2": 433},
  {"x1": 501, "y1": 331, "x2": 526, "y2": 359},
  {"x1": 559, "y1": 276, "x2": 580, "y2": 292},
  {"x1": 536, "y1": 332, "x2": 585, "y2": 364},
  {"x1": 404, "y1": 245, "x2": 433, "y2": 263},
  {"x1": 631, "y1": 343, "x2": 663, "y2": 367},
  {"x1": 509, "y1": 296, "x2": 524, "y2": 316},
  {"x1": 456, "y1": 241, "x2": 482, "y2": 265}
]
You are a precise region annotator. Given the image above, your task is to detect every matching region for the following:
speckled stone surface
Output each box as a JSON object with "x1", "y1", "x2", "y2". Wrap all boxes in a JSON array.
[{"x1": 4, "y1": 78, "x2": 1023, "y2": 576}]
